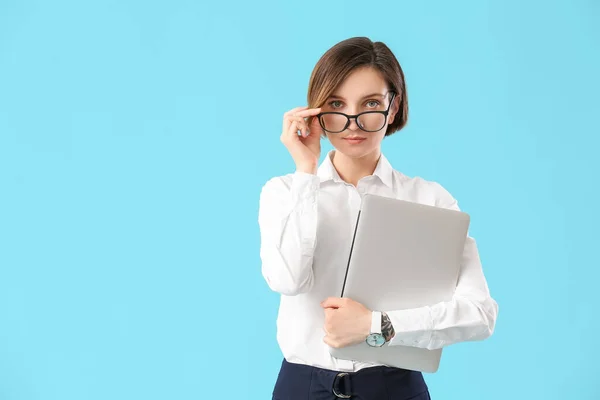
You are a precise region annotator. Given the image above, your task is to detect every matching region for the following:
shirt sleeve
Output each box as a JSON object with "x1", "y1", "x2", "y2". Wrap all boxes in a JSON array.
[
  {"x1": 258, "y1": 172, "x2": 320, "y2": 296},
  {"x1": 385, "y1": 183, "x2": 499, "y2": 350}
]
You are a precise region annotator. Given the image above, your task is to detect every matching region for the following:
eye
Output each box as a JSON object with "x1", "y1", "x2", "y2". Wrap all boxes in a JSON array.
[
  {"x1": 328, "y1": 100, "x2": 343, "y2": 109},
  {"x1": 366, "y1": 100, "x2": 381, "y2": 108}
]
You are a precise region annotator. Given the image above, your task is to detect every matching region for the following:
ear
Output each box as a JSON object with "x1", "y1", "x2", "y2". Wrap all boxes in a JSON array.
[{"x1": 388, "y1": 95, "x2": 401, "y2": 124}]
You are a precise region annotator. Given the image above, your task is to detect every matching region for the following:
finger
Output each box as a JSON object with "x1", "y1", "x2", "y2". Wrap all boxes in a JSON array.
[
  {"x1": 283, "y1": 115, "x2": 307, "y2": 134},
  {"x1": 321, "y1": 297, "x2": 343, "y2": 309},
  {"x1": 292, "y1": 108, "x2": 322, "y2": 118},
  {"x1": 287, "y1": 117, "x2": 308, "y2": 137},
  {"x1": 287, "y1": 121, "x2": 299, "y2": 139},
  {"x1": 283, "y1": 107, "x2": 308, "y2": 131},
  {"x1": 286, "y1": 116, "x2": 308, "y2": 125},
  {"x1": 284, "y1": 109, "x2": 319, "y2": 129},
  {"x1": 288, "y1": 120, "x2": 310, "y2": 140}
]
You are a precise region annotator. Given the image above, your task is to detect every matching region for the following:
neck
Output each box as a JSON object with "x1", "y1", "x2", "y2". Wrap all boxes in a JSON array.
[{"x1": 331, "y1": 148, "x2": 381, "y2": 187}]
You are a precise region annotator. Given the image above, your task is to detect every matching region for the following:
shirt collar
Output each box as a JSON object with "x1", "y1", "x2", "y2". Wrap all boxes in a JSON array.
[{"x1": 317, "y1": 150, "x2": 394, "y2": 189}]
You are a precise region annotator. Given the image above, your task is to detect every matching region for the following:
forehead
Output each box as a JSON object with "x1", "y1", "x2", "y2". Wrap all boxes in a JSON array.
[{"x1": 331, "y1": 67, "x2": 388, "y2": 99}]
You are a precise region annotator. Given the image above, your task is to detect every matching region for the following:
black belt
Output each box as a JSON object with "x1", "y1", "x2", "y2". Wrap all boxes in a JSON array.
[
  {"x1": 332, "y1": 372, "x2": 352, "y2": 399},
  {"x1": 273, "y1": 359, "x2": 429, "y2": 400}
]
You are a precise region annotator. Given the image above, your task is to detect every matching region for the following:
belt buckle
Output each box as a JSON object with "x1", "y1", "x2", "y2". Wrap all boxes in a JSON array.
[{"x1": 332, "y1": 372, "x2": 351, "y2": 399}]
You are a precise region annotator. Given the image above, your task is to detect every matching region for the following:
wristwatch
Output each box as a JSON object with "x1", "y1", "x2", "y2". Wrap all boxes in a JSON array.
[{"x1": 365, "y1": 311, "x2": 386, "y2": 347}]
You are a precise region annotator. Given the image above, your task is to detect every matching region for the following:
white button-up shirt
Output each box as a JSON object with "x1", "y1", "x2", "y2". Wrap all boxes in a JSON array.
[{"x1": 258, "y1": 150, "x2": 498, "y2": 372}]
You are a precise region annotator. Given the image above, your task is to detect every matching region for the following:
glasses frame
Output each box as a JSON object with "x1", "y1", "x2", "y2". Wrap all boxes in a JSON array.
[{"x1": 316, "y1": 91, "x2": 397, "y2": 134}]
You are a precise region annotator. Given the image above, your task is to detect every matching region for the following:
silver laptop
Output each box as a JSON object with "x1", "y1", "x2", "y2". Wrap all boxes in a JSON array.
[{"x1": 328, "y1": 193, "x2": 470, "y2": 373}]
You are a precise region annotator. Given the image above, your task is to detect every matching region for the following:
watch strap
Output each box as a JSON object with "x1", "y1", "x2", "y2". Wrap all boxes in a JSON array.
[{"x1": 370, "y1": 311, "x2": 382, "y2": 334}]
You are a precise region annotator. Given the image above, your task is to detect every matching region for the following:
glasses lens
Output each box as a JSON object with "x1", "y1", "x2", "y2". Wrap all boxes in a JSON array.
[
  {"x1": 320, "y1": 114, "x2": 347, "y2": 133},
  {"x1": 357, "y1": 113, "x2": 386, "y2": 132}
]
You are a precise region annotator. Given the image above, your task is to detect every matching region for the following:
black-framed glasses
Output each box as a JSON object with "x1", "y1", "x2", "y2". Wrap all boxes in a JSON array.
[{"x1": 316, "y1": 92, "x2": 396, "y2": 134}]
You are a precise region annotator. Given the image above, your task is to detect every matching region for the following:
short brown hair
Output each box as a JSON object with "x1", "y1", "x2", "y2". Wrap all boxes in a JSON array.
[{"x1": 307, "y1": 37, "x2": 408, "y2": 136}]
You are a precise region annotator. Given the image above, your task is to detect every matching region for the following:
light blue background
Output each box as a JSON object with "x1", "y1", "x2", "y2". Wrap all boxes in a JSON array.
[{"x1": 1, "y1": 0, "x2": 598, "y2": 399}]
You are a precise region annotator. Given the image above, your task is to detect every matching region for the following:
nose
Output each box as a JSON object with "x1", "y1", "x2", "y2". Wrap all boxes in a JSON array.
[{"x1": 347, "y1": 116, "x2": 360, "y2": 131}]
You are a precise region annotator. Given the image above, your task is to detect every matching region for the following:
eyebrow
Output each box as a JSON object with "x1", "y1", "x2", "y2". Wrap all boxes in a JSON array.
[{"x1": 328, "y1": 93, "x2": 387, "y2": 101}]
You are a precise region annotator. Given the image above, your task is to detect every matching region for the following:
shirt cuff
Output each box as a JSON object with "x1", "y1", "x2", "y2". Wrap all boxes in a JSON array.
[{"x1": 386, "y1": 306, "x2": 433, "y2": 347}]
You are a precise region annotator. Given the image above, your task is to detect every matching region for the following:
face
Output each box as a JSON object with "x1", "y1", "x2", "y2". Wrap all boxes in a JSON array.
[{"x1": 314, "y1": 67, "x2": 400, "y2": 159}]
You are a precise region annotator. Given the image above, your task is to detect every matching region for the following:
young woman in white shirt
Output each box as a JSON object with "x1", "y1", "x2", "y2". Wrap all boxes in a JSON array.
[{"x1": 259, "y1": 36, "x2": 498, "y2": 400}]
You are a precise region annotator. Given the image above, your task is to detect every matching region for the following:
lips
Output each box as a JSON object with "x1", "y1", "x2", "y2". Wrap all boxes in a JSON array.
[{"x1": 343, "y1": 137, "x2": 367, "y2": 144}]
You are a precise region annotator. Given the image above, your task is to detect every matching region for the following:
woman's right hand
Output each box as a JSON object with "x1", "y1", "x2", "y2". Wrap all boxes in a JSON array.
[{"x1": 280, "y1": 106, "x2": 323, "y2": 174}]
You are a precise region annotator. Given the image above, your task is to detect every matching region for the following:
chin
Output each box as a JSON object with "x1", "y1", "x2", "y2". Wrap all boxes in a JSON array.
[{"x1": 334, "y1": 141, "x2": 379, "y2": 159}]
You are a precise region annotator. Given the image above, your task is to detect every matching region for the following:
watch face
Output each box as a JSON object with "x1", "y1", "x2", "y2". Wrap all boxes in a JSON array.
[{"x1": 366, "y1": 333, "x2": 385, "y2": 347}]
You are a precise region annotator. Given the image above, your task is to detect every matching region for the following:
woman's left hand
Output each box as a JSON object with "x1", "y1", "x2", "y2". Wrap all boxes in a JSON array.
[{"x1": 321, "y1": 297, "x2": 372, "y2": 348}]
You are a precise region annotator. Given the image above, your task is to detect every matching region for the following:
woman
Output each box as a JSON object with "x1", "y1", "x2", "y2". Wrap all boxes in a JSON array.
[{"x1": 258, "y1": 37, "x2": 498, "y2": 400}]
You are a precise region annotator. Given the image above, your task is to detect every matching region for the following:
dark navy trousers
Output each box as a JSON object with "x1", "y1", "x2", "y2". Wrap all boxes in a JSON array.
[{"x1": 272, "y1": 359, "x2": 431, "y2": 400}]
